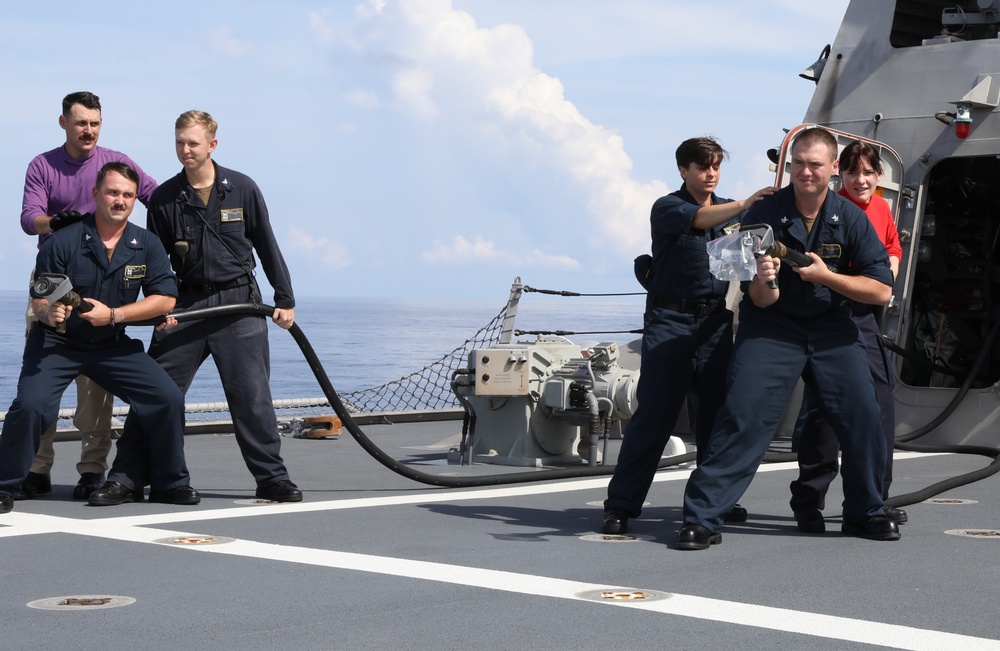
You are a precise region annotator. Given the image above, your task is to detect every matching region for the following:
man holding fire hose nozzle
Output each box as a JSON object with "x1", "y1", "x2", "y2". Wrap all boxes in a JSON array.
[
  {"x1": 677, "y1": 126, "x2": 898, "y2": 550},
  {"x1": 0, "y1": 162, "x2": 198, "y2": 515}
]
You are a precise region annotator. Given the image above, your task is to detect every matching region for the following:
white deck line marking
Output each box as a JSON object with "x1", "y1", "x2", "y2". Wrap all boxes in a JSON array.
[
  {"x1": 0, "y1": 452, "x2": 989, "y2": 649},
  {"x1": 169, "y1": 540, "x2": 1000, "y2": 651},
  {"x1": 188, "y1": 541, "x2": 1000, "y2": 651},
  {"x1": 3, "y1": 468, "x2": 688, "y2": 529},
  {"x1": 0, "y1": 451, "x2": 945, "y2": 532},
  {"x1": 15, "y1": 513, "x2": 996, "y2": 651}
]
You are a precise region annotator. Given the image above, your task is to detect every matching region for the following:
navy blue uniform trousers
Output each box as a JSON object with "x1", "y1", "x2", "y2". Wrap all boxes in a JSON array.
[
  {"x1": 123, "y1": 285, "x2": 289, "y2": 485},
  {"x1": 683, "y1": 309, "x2": 887, "y2": 533},
  {"x1": 790, "y1": 311, "x2": 896, "y2": 509},
  {"x1": 0, "y1": 326, "x2": 188, "y2": 493},
  {"x1": 605, "y1": 305, "x2": 732, "y2": 517}
]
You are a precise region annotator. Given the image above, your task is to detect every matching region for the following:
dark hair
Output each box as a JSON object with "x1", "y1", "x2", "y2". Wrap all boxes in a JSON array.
[
  {"x1": 792, "y1": 126, "x2": 838, "y2": 160},
  {"x1": 838, "y1": 140, "x2": 883, "y2": 176},
  {"x1": 675, "y1": 137, "x2": 728, "y2": 169},
  {"x1": 62, "y1": 91, "x2": 101, "y2": 115},
  {"x1": 97, "y1": 162, "x2": 139, "y2": 189}
]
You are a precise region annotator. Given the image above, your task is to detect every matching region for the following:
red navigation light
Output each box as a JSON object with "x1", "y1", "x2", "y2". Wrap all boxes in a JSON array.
[{"x1": 954, "y1": 103, "x2": 972, "y2": 140}]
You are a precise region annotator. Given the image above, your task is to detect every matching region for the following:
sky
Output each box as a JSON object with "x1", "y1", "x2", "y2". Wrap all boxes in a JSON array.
[{"x1": 1, "y1": 0, "x2": 851, "y2": 301}]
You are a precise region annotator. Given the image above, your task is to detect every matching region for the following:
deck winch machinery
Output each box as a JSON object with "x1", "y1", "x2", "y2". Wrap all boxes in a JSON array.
[{"x1": 450, "y1": 337, "x2": 650, "y2": 467}]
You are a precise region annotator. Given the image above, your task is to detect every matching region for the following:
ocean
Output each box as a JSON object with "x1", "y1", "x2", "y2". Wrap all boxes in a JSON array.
[{"x1": 0, "y1": 288, "x2": 645, "y2": 412}]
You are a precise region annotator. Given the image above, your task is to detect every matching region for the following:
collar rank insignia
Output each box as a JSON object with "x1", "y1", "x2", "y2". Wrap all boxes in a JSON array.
[
  {"x1": 830, "y1": 213, "x2": 840, "y2": 223},
  {"x1": 130, "y1": 238, "x2": 138, "y2": 246},
  {"x1": 781, "y1": 216, "x2": 790, "y2": 224}
]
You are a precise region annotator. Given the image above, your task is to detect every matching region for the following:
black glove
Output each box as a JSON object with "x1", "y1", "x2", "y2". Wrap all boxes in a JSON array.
[{"x1": 49, "y1": 210, "x2": 86, "y2": 231}]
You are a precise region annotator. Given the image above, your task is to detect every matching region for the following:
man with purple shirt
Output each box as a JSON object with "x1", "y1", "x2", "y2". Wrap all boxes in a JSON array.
[{"x1": 18, "y1": 91, "x2": 157, "y2": 500}]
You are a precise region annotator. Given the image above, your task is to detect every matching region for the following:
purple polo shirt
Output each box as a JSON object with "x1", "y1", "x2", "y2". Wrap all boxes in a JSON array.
[{"x1": 21, "y1": 144, "x2": 157, "y2": 247}]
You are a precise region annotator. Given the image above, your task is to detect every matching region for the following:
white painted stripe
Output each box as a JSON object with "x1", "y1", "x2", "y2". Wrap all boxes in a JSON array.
[
  {"x1": 0, "y1": 452, "x2": 990, "y2": 649},
  {"x1": 123, "y1": 526, "x2": 1000, "y2": 650},
  {"x1": 0, "y1": 451, "x2": 944, "y2": 532},
  {"x1": 19, "y1": 511, "x2": 986, "y2": 651}
]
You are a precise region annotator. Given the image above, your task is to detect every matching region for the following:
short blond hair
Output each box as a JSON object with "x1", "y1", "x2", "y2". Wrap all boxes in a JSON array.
[{"x1": 175, "y1": 110, "x2": 218, "y2": 138}]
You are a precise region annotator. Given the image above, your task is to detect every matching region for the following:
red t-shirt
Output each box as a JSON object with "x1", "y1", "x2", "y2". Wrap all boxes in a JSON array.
[{"x1": 837, "y1": 188, "x2": 902, "y2": 259}]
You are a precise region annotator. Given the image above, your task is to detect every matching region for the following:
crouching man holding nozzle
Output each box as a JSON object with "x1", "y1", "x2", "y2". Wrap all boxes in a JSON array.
[{"x1": 0, "y1": 162, "x2": 198, "y2": 515}]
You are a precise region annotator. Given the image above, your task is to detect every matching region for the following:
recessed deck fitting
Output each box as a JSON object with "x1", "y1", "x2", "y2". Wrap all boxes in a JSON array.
[
  {"x1": 944, "y1": 529, "x2": 1000, "y2": 539},
  {"x1": 577, "y1": 589, "x2": 671, "y2": 603},
  {"x1": 27, "y1": 595, "x2": 136, "y2": 611},
  {"x1": 153, "y1": 535, "x2": 235, "y2": 545},
  {"x1": 579, "y1": 533, "x2": 651, "y2": 543}
]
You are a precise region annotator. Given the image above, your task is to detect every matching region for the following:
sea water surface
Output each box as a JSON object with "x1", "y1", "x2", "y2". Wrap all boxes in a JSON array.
[{"x1": 0, "y1": 289, "x2": 645, "y2": 411}]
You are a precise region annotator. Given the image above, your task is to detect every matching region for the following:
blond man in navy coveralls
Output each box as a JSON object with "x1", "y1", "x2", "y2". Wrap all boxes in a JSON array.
[{"x1": 677, "y1": 128, "x2": 898, "y2": 550}]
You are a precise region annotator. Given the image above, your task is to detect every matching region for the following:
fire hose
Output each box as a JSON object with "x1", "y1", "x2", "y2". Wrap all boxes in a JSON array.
[{"x1": 150, "y1": 303, "x2": 997, "y2": 499}]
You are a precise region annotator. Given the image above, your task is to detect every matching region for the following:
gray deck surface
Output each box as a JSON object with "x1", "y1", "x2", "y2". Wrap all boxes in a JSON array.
[{"x1": 2, "y1": 420, "x2": 999, "y2": 650}]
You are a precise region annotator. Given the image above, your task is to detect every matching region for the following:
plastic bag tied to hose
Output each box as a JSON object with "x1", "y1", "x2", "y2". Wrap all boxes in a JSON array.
[{"x1": 706, "y1": 226, "x2": 773, "y2": 281}]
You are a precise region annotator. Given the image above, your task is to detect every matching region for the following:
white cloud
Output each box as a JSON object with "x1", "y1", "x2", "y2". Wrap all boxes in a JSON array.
[
  {"x1": 357, "y1": 0, "x2": 388, "y2": 21},
  {"x1": 206, "y1": 25, "x2": 250, "y2": 58},
  {"x1": 452, "y1": 1, "x2": 850, "y2": 65},
  {"x1": 313, "y1": 0, "x2": 670, "y2": 261},
  {"x1": 287, "y1": 227, "x2": 351, "y2": 270},
  {"x1": 0, "y1": 0, "x2": 854, "y2": 300},
  {"x1": 392, "y1": 68, "x2": 439, "y2": 119},
  {"x1": 307, "y1": 11, "x2": 339, "y2": 46},
  {"x1": 344, "y1": 88, "x2": 382, "y2": 109},
  {"x1": 421, "y1": 235, "x2": 580, "y2": 270},
  {"x1": 486, "y1": 71, "x2": 668, "y2": 251}
]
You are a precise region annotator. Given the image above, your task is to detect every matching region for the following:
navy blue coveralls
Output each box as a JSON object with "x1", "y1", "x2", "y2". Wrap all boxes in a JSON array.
[
  {"x1": 682, "y1": 186, "x2": 893, "y2": 533},
  {"x1": 604, "y1": 184, "x2": 740, "y2": 518},
  {"x1": 790, "y1": 304, "x2": 897, "y2": 511},
  {"x1": 133, "y1": 161, "x2": 295, "y2": 486},
  {"x1": 0, "y1": 217, "x2": 188, "y2": 495}
]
